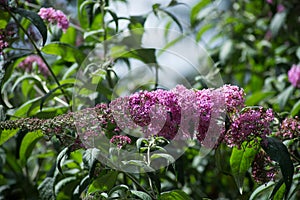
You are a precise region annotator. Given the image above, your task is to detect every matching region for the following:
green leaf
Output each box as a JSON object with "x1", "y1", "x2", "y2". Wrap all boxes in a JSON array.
[
  {"x1": 277, "y1": 85, "x2": 294, "y2": 110},
  {"x1": 296, "y1": 47, "x2": 300, "y2": 60},
  {"x1": 38, "y1": 177, "x2": 55, "y2": 200},
  {"x1": 106, "y1": 9, "x2": 119, "y2": 32},
  {"x1": 270, "y1": 12, "x2": 287, "y2": 37},
  {"x1": 83, "y1": 148, "x2": 101, "y2": 177},
  {"x1": 219, "y1": 40, "x2": 233, "y2": 64},
  {"x1": 0, "y1": 129, "x2": 19, "y2": 146},
  {"x1": 40, "y1": 83, "x2": 73, "y2": 111},
  {"x1": 131, "y1": 190, "x2": 152, "y2": 200},
  {"x1": 160, "y1": 190, "x2": 191, "y2": 200},
  {"x1": 196, "y1": 23, "x2": 213, "y2": 42},
  {"x1": 13, "y1": 8, "x2": 47, "y2": 45},
  {"x1": 190, "y1": 0, "x2": 211, "y2": 27},
  {"x1": 151, "y1": 153, "x2": 175, "y2": 163},
  {"x1": 54, "y1": 176, "x2": 78, "y2": 196},
  {"x1": 0, "y1": 11, "x2": 10, "y2": 29},
  {"x1": 121, "y1": 48, "x2": 157, "y2": 64},
  {"x1": 42, "y1": 42, "x2": 85, "y2": 64},
  {"x1": 57, "y1": 147, "x2": 71, "y2": 174},
  {"x1": 60, "y1": 27, "x2": 77, "y2": 45},
  {"x1": 245, "y1": 91, "x2": 276, "y2": 106},
  {"x1": 249, "y1": 181, "x2": 275, "y2": 200},
  {"x1": 87, "y1": 170, "x2": 118, "y2": 194},
  {"x1": 230, "y1": 143, "x2": 259, "y2": 194},
  {"x1": 291, "y1": 99, "x2": 300, "y2": 117},
  {"x1": 19, "y1": 130, "x2": 44, "y2": 166},
  {"x1": 11, "y1": 74, "x2": 45, "y2": 93},
  {"x1": 159, "y1": 9, "x2": 183, "y2": 32},
  {"x1": 262, "y1": 137, "x2": 294, "y2": 199}
]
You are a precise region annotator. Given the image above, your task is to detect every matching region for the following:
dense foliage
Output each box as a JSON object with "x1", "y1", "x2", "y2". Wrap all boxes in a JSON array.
[{"x1": 0, "y1": 0, "x2": 299, "y2": 199}]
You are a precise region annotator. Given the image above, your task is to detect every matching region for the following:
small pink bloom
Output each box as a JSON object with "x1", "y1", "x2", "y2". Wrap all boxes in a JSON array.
[
  {"x1": 277, "y1": 4, "x2": 285, "y2": 13},
  {"x1": 19, "y1": 55, "x2": 49, "y2": 77},
  {"x1": 288, "y1": 64, "x2": 300, "y2": 88},
  {"x1": 38, "y1": 7, "x2": 69, "y2": 32},
  {"x1": 266, "y1": 0, "x2": 273, "y2": 4}
]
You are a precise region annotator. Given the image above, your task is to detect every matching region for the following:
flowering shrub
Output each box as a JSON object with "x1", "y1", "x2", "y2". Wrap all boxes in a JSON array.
[{"x1": 0, "y1": 0, "x2": 299, "y2": 199}]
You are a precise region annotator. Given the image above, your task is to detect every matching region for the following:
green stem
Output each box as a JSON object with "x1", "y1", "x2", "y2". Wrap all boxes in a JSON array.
[{"x1": 7, "y1": 9, "x2": 71, "y2": 109}]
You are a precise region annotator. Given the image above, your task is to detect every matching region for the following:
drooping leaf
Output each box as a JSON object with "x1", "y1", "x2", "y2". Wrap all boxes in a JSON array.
[
  {"x1": 13, "y1": 8, "x2": 47, "y2": 45},
  {"x1": 0, "y1": 129, "x2": 19, "y2": 146},
  {"x1": 40, "y1": 83, "x2": 73, "y2": 111},
  {"x1": 270, "y1": 12, "x2": 287, "y2": 37},
  {"x1": 245, "y1": 91, "x2": 276, "y2": 106},
  {"x1": 106, "y1": 9, "x2": 119, "y2": 32},
  {"x1": 160, "y1": 190, "x2": 191, "y2": 200},
  {"x1": 230, "y1": 143, "x2": 260, "y2": 194},
  {"x1": 131, "y1": 190, "x2": 152, "y2": 200},
  {"x1": 159, "y1": 9, "x2": 183, "y2": 32},
  {"x1": 57, "y1": 147, "x2": 71, "y2": 174},
  {"x1": 87, "y1": 170, "x2": 118, "y2": 194},
  {"x1": 19, "y1": 130, "x2": 44, "y2": 166},
  {"x1": 262, "y1": 137, "x2": 294, "y2": 199},
  {"x1": 83, "y1": 148, "x2": 101, "y2": 177},
  {"x1": 277, "y1": 85, "x2": 294, "y2": 110},
  {"x1": 190, "y1": 0, "x2": 211, "y2": 27},
  {"x1": 291, "y1": 99, "x2": 300, "y2": 117},
  {"x1": 219, "y1": 40, "x2": 233, "y2": 64},
  {"x1": 54, "y1": 176, "x2": 78, "y2": 196},
  {"x1": 42, "y1": 42, "x2": 85, "y2": 64},
  {"x1": 121, "y1": 48, "x2": 157, "y2": 64}
]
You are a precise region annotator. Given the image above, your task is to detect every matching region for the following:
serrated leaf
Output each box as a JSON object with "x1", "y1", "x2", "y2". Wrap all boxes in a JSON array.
[
  {"x1": 0, "y1": 129, "x2": 19, "y2": 146},
  {"x1": 42, "y1": 42, "x2": 85, "y2": 64},
  {"x1": 262, "y1": 137, "x2": 294, "y2": 199},
  {"x1": 160, "y1": 190, "x2": 191, "y2": 200},
  {"x1": 87, "y1": 171, "x2": 118, "y2": 194},
  {"x1": 131, "y1": 190, "x2": 152, "y2": 200},
  {"x1": 19, "y1": 130, "x2": 44, "y2": 166},
  {"x1": 57, "y1": 147, "x2": 71, "y2": 174},
  {"x1": 38, "y1": 177, "x2": 55, "y2": 200},
  {"x1": 230, "y1": 143, "x2": 259, "y2": 194},
  {"x1": 13, "y1": 8, "x2": 47, "y2": 45}
]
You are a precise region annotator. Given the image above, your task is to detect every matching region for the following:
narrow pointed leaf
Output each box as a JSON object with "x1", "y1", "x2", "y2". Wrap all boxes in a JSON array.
[{"x1": 13, "y1": 8, "x2": 47, "y2": 45}]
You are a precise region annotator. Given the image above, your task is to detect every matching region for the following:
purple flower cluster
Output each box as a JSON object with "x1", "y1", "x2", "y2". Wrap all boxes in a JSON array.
[
  {"x1": 277, "y1": 117, "x2": 300, "y2": 139},
  {"x1": 38, "y1": 7, "x2": 69, "y2": 32},
  {"x1": 225, "y1": 107, "x2": 274, "y2": 148},
  {"x1": 110, "y1": 89, "x2": 181, "y2": 140},
  {"x1": 0, "y1": 29, "x2": 8, "y2": 54},
  {"x1": 19, "y1": 55, "x2": 49, "y2": 77},
  {"x1": 221, "y1": 84, "x2": 245, "y2": 114},
  {"x1": 288, "y1": 64, "x2": 300, "y2": 88},
  {"x1": 0, "y1": 28, "x2": 14, "y2": 54},
  {"x1": 110, "y1": 135, "x2": 131, "y2": 149},
  {"x1": 251, "y1": 151, "x2": 278, "y2": 183}
]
